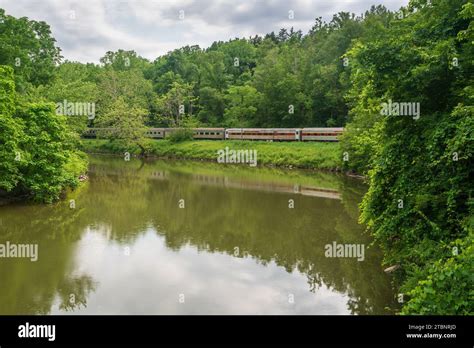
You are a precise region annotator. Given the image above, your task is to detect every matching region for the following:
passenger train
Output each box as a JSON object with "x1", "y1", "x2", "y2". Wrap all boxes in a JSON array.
[{"x1": 83, "y1": 127, "x2": 344, "y2": 142}]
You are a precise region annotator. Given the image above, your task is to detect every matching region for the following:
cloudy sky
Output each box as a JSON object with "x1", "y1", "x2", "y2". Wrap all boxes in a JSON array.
[{"x1": 1, "y1": 0, "x2": 408, "y2": 63}]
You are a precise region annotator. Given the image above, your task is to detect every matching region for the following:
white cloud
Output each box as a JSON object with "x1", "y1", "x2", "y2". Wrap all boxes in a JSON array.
[
  {"x1": 0, "y1": 0, "x2": 408, "y2": 63},
  {"x1": 53, "y1": 229, "x2": 351, "y2": 314}
]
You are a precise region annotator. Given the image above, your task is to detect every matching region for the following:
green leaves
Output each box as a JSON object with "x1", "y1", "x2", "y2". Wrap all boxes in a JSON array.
[
  {"x1": 155, "y1": 81, "x2": 197, "y2": 127},
  {"x1": 343, "y1": 0, "x2": 473, "y2": 314},
  {"x1": 0, "y1": 65, "x2": 87, "y2": 203},
  {"x1": 0, "y1": 66, "x2": 23, "y2": 192},
  {"x1": 401, "y1": 235, "x2": 474, "y2": 315},
  {"x1": 95, "y1": 96, "x2": 147, "y2": 148},
  {"x1": 0, "y1": 9, "x2": 61, "y2": 90},
  {"x1": 223, "y1": 85, "x2": 262, "y2": 127}
]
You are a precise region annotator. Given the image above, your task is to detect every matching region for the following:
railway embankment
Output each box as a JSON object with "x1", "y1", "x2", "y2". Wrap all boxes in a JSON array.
[{"x1": 80, "y1": 139, "x2": 344, "y2": 171}]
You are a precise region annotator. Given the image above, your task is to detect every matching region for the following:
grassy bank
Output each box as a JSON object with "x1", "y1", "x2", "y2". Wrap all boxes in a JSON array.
[{"x1": 80, "y1": 139, "x2": 342, "y2": 170}]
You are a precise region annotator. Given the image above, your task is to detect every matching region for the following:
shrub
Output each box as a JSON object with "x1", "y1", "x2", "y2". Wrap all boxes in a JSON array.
[
  {"x1": 0, "y1": 65, "x2": 88, "y2": 203},
  {"x1": 167, "y1": 128, "x2": 194, "y2": 143}
]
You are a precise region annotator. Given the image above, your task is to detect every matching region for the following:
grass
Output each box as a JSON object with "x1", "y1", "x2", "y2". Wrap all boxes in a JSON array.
[{"x1": 80, "y1": 138, "x2": 342, "y2": 170}]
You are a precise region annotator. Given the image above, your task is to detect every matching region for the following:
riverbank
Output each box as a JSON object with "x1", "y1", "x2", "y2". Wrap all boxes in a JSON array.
[{"x1": 80, "y1": 139, "x2": 342, "y2": 171}]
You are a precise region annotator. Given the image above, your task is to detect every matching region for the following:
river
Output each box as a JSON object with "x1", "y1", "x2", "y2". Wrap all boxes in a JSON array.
[{"x1": 0, "y1": 155, "x2": 397, "y2": 314}]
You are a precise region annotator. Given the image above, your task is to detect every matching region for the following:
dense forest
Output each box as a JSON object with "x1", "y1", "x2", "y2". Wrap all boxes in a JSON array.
[
  {"x1": 1, "y1": 5, "x2": 408, "y2": 131},
  {"x1": 0, "y1": 0, "x2": 472, "y2": 314}
]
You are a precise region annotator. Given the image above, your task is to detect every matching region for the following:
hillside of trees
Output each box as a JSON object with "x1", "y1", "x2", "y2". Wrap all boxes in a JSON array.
[
  {"x1": 1, "y1": 5, "x2": 402, "y2": 131},
  {"x1": 0, "y1": 0, "x2": 472, "y2": 314}
]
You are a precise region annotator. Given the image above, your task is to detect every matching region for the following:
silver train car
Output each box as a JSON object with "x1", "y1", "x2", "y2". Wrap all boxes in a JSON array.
[
  {"x1": 192, "y1": 128, "x2": 225, "y2": 139},
  {"x1": 145, "y1": 128, "x2": 225, "y2": 139},
  {"x1": 83, "y1": 127, "x2": 343, "y2": 141}
]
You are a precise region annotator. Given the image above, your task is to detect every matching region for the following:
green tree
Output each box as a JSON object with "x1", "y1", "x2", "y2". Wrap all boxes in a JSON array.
[
  {"x1": 0, "y1": 65, "x2": 87, "y2": 203},
  {"x1": 223, "y1": 85, "x2": 262, "y2": 127},
  {"x1": 343, "y1": 0, "x2": 473, "y2": 314},
  {"x1": 0, "y1": 65, "x2": 23, "y2": 192},
  {"x1": 100, "y1": 49, "x2": 151, "y2": 72},
  {"x1": 252, "y1": 46, "x2": 311, "y2": 127},
  {"x1": 198, "y1": 51, "x2": 230, "y2": 91},
  {"x1": 32, "y1": 61, "x2": 99, "y2": 134},
  {"x1": 196, "y1": 87, "x2": 225, "y2": 125},
  {"x1": 96, "y1": 68, "x2": 154, "y2": 125},
  {"x1": 0, "y1": 9, "x2": 61, "y2": 90},
  {"x1": 156, "y1": 81, "x2": 197, "y2": 126},
  {"x1": 18, "y1": 102, "x2": 87, "y2": 202},
  {"x1": 95, "y1": 97, "x2": 148, "y2": 154},
  {"x1": 209, "y1": 38, "x2": 257, "y2": 84}
]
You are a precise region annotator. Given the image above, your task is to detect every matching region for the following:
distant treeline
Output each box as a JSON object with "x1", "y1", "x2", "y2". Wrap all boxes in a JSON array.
[{"x1": 1, "y1": 5, "x2": 402, "y2": 131}]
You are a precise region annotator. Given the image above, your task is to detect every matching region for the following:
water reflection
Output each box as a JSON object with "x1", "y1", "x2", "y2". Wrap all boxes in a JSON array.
[{"x1": 0, "y1": 155, "x2": 397, "y2": 314}]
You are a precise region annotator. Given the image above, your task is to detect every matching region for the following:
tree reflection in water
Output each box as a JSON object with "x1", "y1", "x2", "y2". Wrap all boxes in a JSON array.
[{"x1": 0, "y1": 155, "x2": 398, "y2": 314}]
